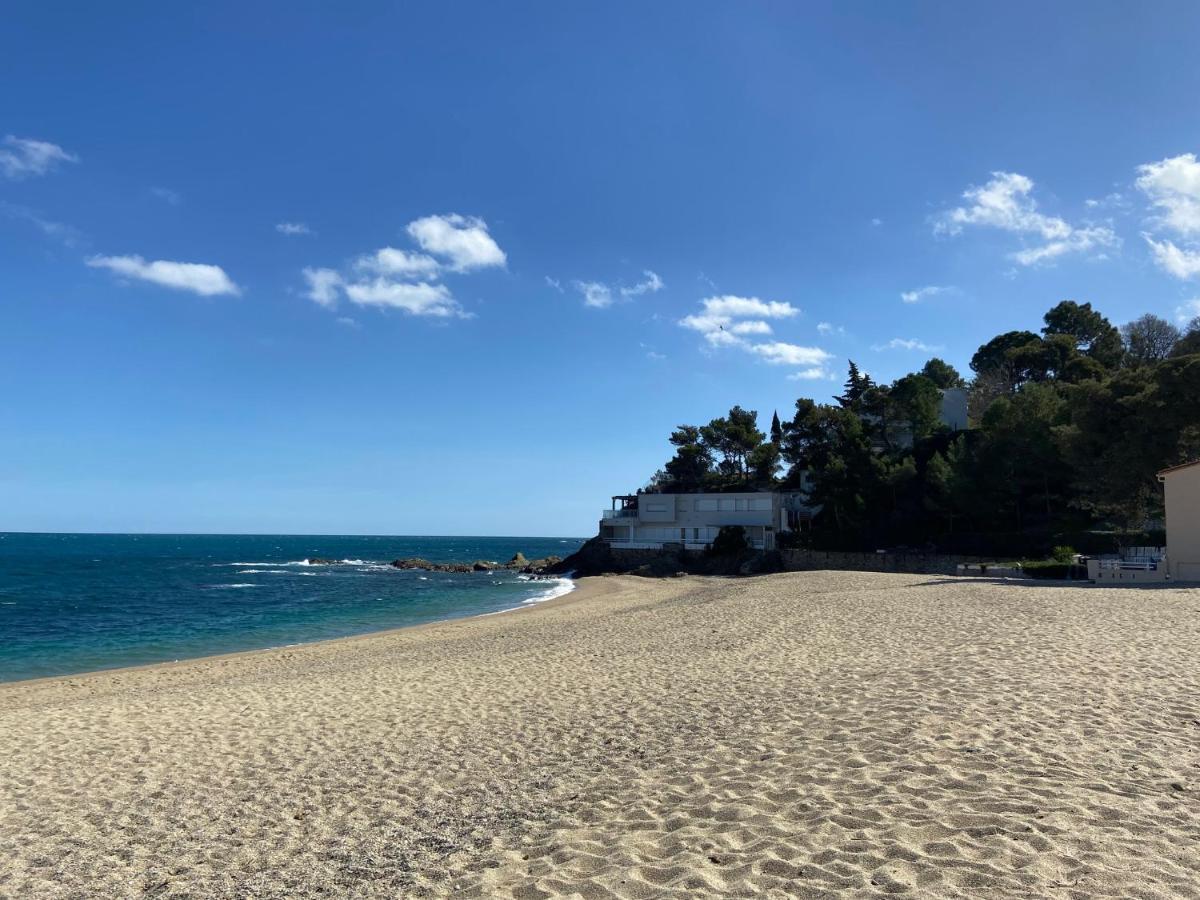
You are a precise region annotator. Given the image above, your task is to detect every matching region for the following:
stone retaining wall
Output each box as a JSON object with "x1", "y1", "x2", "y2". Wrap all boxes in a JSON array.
[{"x1": 779, "y1": 549, "x2": 987, "y2": 576}]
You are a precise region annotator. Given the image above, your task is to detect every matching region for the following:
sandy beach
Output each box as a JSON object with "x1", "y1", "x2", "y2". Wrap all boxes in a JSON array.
[{"x1": 2, "y1": 571, "x2": 1199, "y2": 898}]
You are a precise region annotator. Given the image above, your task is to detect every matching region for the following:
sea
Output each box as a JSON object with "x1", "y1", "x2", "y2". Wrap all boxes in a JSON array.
[{"x1": 0, "y1": 533, "x2": 585, "y2": 683}]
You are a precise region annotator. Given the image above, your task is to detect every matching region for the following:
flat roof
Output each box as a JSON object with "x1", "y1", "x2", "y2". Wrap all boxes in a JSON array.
[{"x1": 1157, "y1": 459, "x2": 1200, "y2": 477}]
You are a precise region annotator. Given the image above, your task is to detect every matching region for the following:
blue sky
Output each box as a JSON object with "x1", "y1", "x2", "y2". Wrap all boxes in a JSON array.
[{"x1": 4, "y1": 2, "x2": 1200, "y2": 536}]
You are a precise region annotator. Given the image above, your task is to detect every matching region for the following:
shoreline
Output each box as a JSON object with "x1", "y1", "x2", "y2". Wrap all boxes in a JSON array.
[
  {"x1": 5, "y1": 571, "x2": 1198, "y2": 898},
  {"x1": 0, "y1": 574, "x2": 609, "y2": 695}
]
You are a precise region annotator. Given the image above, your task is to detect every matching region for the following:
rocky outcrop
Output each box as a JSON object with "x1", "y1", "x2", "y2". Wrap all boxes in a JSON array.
[
  {"x1": 547, "y1": 537, "x2": 783, "y2": 578},
  {"x1": 388, "y1": 554, "x2": 562, "y2": 575}
]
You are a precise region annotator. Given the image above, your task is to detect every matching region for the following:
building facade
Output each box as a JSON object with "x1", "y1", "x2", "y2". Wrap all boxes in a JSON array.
[
  {"x1": 599, "y1": 491, "x2": 813, "y2": 551},
  {"x1": 1159, "y1": 460, "x2": 1200, "y2": 581}
]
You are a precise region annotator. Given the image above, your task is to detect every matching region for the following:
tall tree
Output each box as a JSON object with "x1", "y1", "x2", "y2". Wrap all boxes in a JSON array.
[
  {"x1": 889, "y1": 374, "x2": 942, "y2": 442},
  {"x1": 700, "y1": 406, "x2": 765, "y2": 482},
  {"x1": 770, "y1": 410, "x2": 783, "y2": 444},
  {"x1": 920, "y1": 358, "x2": 965, "y2": 389},
  {"x1": 1171, "y1": 317, "x2": 1200, "y2": 357},
  {"x1": 1122, "y1": 314, "x2": 1181, "y2": 363},
  {"x1": 661, "y1": 425, "x2": 712, "y2": 491},
  {"x1": 1042, "y1": 300, "x2": 1123, "y2": 367},
  {"x1": 837, "y1": 361, "x2": 874, "y2": 411}
]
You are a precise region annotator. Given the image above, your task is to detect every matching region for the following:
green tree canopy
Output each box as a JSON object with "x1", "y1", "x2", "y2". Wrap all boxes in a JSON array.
[{"x1": 919, "y1": 358, "x2": 965, "y2": 389}]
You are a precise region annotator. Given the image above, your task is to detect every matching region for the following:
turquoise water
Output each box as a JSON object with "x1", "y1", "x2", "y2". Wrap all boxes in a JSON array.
[{"x1": 0, "y1": 533, "x2": 584, "y2": 682}]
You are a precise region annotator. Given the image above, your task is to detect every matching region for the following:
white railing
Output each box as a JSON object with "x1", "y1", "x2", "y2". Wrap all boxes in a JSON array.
[{"x1": 601, "y1": 509, "x2": 638, "y2": 519}]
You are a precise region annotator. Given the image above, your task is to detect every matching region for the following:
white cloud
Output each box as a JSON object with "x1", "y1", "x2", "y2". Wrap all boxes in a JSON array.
[
  {"x1": 681, "y1": 296, "x2": 799, "y2": 346},
  {"x1": 406, "y1": 213, "x2": 505, "y2": 272},
  {"x1": 787, "y1": 367, "x2": 837, "y2": 381},
  {"x1": 730, "y1": 320, "x2": 772, "y2": 335},
  {"x1": 354, "y1": 246, "x2": 440, "y2": 278},
  {"x1": 545, "y1": 276, "x2": 563, "y2": 292},
  {"x1": 0, "y1": 135, "x2": 78, "y2": 179},
  {"x1": 645, "y1": 350, "x2": 666, "y2": 361},
  {"x1": 872, "y1": 337, "x2": 943, "y2": 352},
  {"x1": 0, "y1": 201, "x2": 82, "y2": 246},
  {"x1": 620, "y1": 270, "x2": 664, "y2": 298},
  {"x1": 699, "y1": 295, "x2": 799, "y2": 319},
  {"x1": 936, "y1": 171, "x2": 1116, "y2": 265},
  {"x1": 302, "y1": 267, "x2": 343, "y2": 308},
  {"x1": 1136, "y1": 153, "x2": 1200, "y2": 237},
  {"x1": 900, "y1": 285, "x2": 951, "y2": 304},
  {"x1": 574, "y1": 280, "x2": 613, "y2": 309},
  {"x1": 343, "y1": 278, "x2": 466, "y2": 318},
  {"x1": 151, "y1": 187, "x2": 181, "y2": 205},
  {"x1": 1144, "y1": 236, "x2": 1200, "y2": 280},
  {"x1": 1174, "y1": 299, "x2": 1200, "y2": 324},
  {"x1": 871, "y1": 217, "x2": 883, "y2": 226},
  {"x1": 335, "y1": 316, "x2": 360, "y2": 328},
  {"x1": 816, "y1": 322, "x2": 844, "y2": 336},
  {"x1": 1136, "y1": 155, "x2": 1200, "y2": 281},
  {"x1": 679, "y1": 294, "x2": 830, "y2": 378},
  {"x1": 87, "y1": 254, "x2": 240, "y2": 296},
  {"x1": 299, "y1": 212, "x2": 503, "y2": 322},
  {"x1": 749, "y1": 342, "x2": 834, "y2": 367}
]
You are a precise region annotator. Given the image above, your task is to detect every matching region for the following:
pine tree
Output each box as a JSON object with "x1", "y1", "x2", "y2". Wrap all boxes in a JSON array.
[{"x1": 770, "y1": 410, "x2": 783, "y2": 444}]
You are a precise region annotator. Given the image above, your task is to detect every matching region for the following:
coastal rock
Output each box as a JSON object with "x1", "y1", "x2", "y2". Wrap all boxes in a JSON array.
[
  {"x1": 386, "y1": 553, "x2": 563, "y2": 575},
  {"x1": 305, "y1": 558, "x2": 340, "y2": 565}
]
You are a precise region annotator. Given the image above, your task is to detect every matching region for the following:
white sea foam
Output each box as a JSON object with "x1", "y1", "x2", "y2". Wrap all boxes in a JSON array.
[
  {"x1": 521, "y1": 576, "x2": 576, "y2": 605},
  {"x1": 211, "y1": 583, "x2": 257, "y2": 589}
]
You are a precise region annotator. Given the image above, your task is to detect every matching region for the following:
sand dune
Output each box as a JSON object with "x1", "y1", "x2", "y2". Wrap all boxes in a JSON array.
[{"x1": 2, "y1": 572, "x2": 1199, "y2": 898}]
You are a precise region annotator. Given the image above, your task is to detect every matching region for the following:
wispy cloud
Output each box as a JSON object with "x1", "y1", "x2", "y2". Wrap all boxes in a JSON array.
[
  {"x1": 406, "y1": 213, "x2": 506, "y2": 272},
  {"x1": 871, "y1": 217, "x2": 883, "y2": 227},
  {"x1": 276, "y1": 222, "x2": 311, "y2": 236},
  {"x1": 0, "y1": 201, "x2": 83, "y2": 247},
  {"x1": 1137, "y1": 154, "x2": 1200, "y2": 280},
  {"x1": 787, "y1": 366, "x2": 837, "y2": 381},
  {"x1": 0, "y1": 135, "x2": 78, "y2": 179},
  {"x1": 935, "y1": 171, "x2": 1117, "y2": 266},
  {"x1": 816, "y1": 321, "x2": 845, "y2": 336},
  {"x1": 302, "y1": 267, "x2": 343, "y2": 309},
  {"x1": 620, "y1": 269, "x2": 664, "y2": 298},
  {"x1": 151, "y1": 187, "x2": 181, "y2": 206},
  {"x1": 1145, "y1": 236, "x2": 1200, "y2": 280},
  {"x1": 573, "y1": 280, "x2": 613, "y2": 309},
  {"x1": 750, "y1": 342, "x2": 833, "y2": 367},
  {"x1": 335, "y1": 316, "x2": 360, "y2": 328},
  {"x1": 544, "y1": 276, "x2": 564, "y2": 292},
  {"x1": 1175, "y1": 299, "x2": 1200, "y2": 324},
  {"x1": 87, "y1": 254, "x2": 241, "y2": 296},
  {"x1": 678, "y1": 294, "x2": 828, "y2": 378},
  {"x1": 872, "y1": 337, "x2": 943, "y2": 352},
  {"x1": 900, "y1": 285, "x2": 951, "y2": 304},
  {"x1": 679, "y1": 295, "x2": 799, "y2": 346}
]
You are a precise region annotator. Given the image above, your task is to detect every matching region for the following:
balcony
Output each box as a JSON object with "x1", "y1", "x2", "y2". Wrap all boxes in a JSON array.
[{"x1": 601, "y1": 508, "x2": 638, "y2": 519}]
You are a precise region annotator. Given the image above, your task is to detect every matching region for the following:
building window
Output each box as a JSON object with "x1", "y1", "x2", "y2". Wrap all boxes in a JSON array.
[{"x1": 719, "y1": 498, "x2": 735, "y2": 511}]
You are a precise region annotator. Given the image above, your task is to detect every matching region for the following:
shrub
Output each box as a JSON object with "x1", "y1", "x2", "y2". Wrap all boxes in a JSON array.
[
  {"x1": 709, "y1": 525, "x2": 749, "y2": 556},
  {"x1": 1051, "y1": 545, "x2": 1077, "y2": 563}
]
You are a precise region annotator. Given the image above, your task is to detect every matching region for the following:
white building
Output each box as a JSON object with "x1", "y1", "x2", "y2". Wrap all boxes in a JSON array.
[
  {"x1": 599, "y1": 491, "x2": 813, "y2": 551},
  {"x1": 1159, "y1": 460, "x2": 1200, "y2": 581}
]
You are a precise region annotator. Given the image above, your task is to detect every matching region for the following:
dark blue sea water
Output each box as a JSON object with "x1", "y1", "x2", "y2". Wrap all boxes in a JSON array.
[{"x1": 0, "y1": 533, "x2": 584, "y2": 683}]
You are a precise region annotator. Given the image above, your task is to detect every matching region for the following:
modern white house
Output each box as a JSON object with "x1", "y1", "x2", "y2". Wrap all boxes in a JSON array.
[
  {"x1": 599, "y1": 490, "x2": 814, "y2": 551},
  {"x1": 1159, "y1": 459, "x2": 1200, "y2": 581}
]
